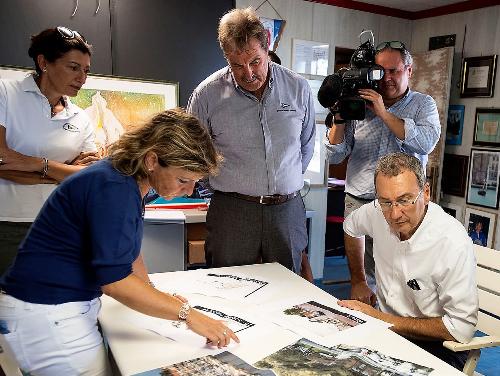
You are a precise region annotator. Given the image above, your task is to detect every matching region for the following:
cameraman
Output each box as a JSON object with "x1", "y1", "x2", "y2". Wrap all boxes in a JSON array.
[{"x1": 325, "y1": 41, "x2": 440, "y2": 304}]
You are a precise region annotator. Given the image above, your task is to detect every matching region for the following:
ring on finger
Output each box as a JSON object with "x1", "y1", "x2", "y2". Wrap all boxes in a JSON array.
[{"x1": 223, "y1": 330, "x2": 227, "y2": 336}]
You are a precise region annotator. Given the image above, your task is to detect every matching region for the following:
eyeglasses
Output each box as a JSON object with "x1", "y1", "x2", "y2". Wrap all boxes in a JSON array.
[
  {"x1": 375, "y1": 189, "x2": 423, "y2": 212},
  {"x1": 375, "y1": 41, "x2": 407, "y2": 52},
  {"x1": 56, "y1": 26, "x2": 85, "y2": 42}
]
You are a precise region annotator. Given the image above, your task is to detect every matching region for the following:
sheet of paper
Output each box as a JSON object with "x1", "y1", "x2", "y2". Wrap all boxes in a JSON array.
[
  {"x1": 144, "y1": 209, "x2": 185, "y2": 221},
  {"x1": 154, "y1": 270, "x2": 270, "y2": 302},
  {"x1": 255, "y1": 297, "x2": 391, "y2": 347}
]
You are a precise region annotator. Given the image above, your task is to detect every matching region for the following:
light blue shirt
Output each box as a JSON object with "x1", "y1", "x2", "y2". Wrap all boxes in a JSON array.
[
  {"x1": 187, "y1": 63, "x2": 315, "y2": 196},
  {"x1": 325, "y1": 89, "x2": 440, "y2": 199}
]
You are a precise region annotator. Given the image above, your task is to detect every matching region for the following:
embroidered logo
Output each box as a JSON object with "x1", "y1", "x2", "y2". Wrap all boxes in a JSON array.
[
  {"x1": 63, "y1": 123, "x2": 80, "y2": 133},
  {"x1": 277, "y1": 102, "x2": 296, "y2": 112}
]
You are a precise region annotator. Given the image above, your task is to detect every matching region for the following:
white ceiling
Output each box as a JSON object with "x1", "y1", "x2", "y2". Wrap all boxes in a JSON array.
[{"x1": 356, "y1": 0, "x2": 464, "y2": 12}]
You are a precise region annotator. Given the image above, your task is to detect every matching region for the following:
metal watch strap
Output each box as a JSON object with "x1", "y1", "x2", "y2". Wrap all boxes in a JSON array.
[{"x1": 178, "y1": 302, "x2": 191, "y2": 320}]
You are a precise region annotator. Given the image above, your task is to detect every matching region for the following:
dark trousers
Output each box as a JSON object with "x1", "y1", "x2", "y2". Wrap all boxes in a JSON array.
[
  {"x1": 205, "y1": 192, "x2": 307, "y2": 273},
  {"x1": 0, "y1": 221, "x2": 32, "y2": 275},
  {"x1": 409, "y1": 338, "x2": 468, "y2": 371}
]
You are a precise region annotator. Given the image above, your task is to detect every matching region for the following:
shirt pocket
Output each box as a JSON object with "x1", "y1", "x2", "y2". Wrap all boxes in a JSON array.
[{"x1": 408, "y1": 279, "x2": 438, "y2": 315}]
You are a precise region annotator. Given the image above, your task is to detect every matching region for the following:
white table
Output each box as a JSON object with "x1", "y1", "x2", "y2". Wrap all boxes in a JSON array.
[{"x1": 98, "y1": 263, "x2": 464, "y2": 376}]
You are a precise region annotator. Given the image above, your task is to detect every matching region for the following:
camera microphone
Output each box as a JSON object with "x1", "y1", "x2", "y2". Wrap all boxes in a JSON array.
[{"x1": 318, "y1": 74, "x2": 342, "y2": 108}]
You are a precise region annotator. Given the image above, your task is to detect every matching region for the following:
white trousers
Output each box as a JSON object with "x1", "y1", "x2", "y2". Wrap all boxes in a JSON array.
[{"x1": 0, "y1": 293, "x2": 111, "y2": 375}]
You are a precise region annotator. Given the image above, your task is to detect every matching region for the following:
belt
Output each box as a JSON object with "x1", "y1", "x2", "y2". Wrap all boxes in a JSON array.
[
  {"x1": 218, "y1": 191, "x2": 299, "y2": 205},
  {"x1": 345, "y1": 192, "x2": 373, "y2": 202}
]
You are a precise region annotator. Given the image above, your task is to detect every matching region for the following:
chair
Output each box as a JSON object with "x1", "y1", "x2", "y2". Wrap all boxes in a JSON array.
[
  {"x1": 0, "y1": 337, "x2": 22, "y2": 376},
  {"x1": 443, "y1": 244, "x2": 500, "y2": 376}
]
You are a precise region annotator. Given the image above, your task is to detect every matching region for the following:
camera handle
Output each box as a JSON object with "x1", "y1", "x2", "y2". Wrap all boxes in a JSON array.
[
  {"x1": 325, "y1": 109, "x2": 346, "y2": 129},
  {"x1": 358, "y1": 29, "x2": 375, "y2": 47}
]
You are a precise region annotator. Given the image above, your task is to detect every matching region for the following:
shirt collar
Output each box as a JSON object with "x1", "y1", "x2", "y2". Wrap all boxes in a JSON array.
[{"x1": 21, "y1": 73, "x2": 79, "y2": 116}]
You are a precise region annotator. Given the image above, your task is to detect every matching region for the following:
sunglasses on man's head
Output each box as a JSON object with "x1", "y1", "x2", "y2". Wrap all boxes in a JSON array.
[
  {"x1": 375, "y1": 41, "x2": 407, "y2": 52},
  {"x1": 56, "y1": 26, "x2": 85, "y2": 42}
]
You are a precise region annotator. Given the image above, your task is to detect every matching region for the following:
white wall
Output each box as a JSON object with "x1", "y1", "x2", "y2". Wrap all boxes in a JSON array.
[
  {"x1": 412, "y1": 6, "x2": 500, "y2": 248},
  {"x1": 235, "y1": 1, "x2": 500, "y2": 274}
]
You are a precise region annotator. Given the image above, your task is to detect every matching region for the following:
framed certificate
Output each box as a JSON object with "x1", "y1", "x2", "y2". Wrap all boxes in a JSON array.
[{"x1": 460, "y1": 55, "x2": 497, "y2": 97}]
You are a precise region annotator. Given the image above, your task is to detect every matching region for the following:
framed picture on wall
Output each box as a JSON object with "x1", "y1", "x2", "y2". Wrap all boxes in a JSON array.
[
  {"x1": 464, "y1": 207, "x2": 496, "y2": 248},
  {"x1": 446, "y1": 105, "x2": 465, "y2": 145},
  {"x1": 441, "y1": 153, "x2": 469, "y2": 197},
  {"x1": 440, "y1": 202, "x2": 464, "y2": 222},
  {"x1": 467, "y1": 149, "x2": 500, "y2": 209},
  {"x1": 473, "y1": 108, "x2": 500, "y2": 146},
  {"x1": 460, "y1": 55, "x2": 497, "y2": 97}
]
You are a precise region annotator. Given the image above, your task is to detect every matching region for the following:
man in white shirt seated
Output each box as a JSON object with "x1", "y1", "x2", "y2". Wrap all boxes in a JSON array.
[{"x1": 338, "y1": 152, "x2": 478, "y2": 370}]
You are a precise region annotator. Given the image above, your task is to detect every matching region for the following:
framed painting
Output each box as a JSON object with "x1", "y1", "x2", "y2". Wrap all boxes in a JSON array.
[
  {"x1": 473, "y1": 108, "x2": 500, "y2": 147},
  {"x1": 467, "y1": 149, "x2": 500, "y2": 209},
  {"x1": 464, "y1": 207, "x2": 496, "y2": 248},
  {"x1": 441, "y1": 154, "x2": 469, "y2": 197},
  {"x1": 445, "y1": 105, "x2": 465, "y2": 145},
  {"x1": 460, "y1": 55, "x2": 497, "y2": 98},
  {"x1": 0, "y1": 65, "x2": 179, "y2": 154},
  {"x1": 440, "y1": 202, "x2": 464, "y2": 222}
]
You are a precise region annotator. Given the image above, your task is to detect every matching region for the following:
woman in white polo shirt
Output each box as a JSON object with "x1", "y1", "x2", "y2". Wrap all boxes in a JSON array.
[{"x1": 0, "y1": 27, "x2": 99, "y2": 273}]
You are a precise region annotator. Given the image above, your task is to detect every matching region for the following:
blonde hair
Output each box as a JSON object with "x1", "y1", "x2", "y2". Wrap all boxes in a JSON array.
[
  {"x1": 218, "y1": 7, "x2": 268, "y2": 56},
  {"x1": 108, "y1": 108, "x2": 222, "y2": 180}
]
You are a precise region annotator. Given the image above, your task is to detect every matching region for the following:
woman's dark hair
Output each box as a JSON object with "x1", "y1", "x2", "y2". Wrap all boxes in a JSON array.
[{"x1": 28, "y1": 27, "x2": 92, "y2": 74}]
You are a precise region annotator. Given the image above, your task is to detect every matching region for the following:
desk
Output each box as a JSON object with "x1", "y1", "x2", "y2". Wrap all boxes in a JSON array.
[
  {"x1": 141, "y1": 209, "x2": 315, "y2": 272},
  {"x1": 99, "y1": 263, "x2": 463, "y2": 376}
]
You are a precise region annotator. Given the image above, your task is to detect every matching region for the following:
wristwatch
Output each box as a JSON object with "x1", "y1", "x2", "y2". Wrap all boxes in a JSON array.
[{"x1": 178, "y1": 302, "x2": 191, "y2": 320}]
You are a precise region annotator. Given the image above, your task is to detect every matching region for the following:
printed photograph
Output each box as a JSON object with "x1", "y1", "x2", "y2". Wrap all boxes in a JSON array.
[
  {"x1": 446, "y1": 105, "x2": 465, "y2": 145},
  {"x1": 254, "y1": 339, "x2": 433, "y2": 376},
  {"x1": 465, "y1": 208, "x2": 496, "y2": 248},
  {"x1": 283, "y1": 301, "x2": 365, "y2": 331},
  {"x1": 133, "y1": 351, "x2": 276, "y2": 376},
  {"x1": 467, "y1": 149, "x2": 500, "y2": 209}
]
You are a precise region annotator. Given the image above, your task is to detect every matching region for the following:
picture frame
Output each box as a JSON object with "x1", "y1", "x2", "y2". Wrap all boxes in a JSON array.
[
  {"x1": 0, "y1": 65, "x2": 178, "y2": 154},
  {"x1": 460, "y1": 55, "x2": 497, "y2": 98},
  {"x1": 440, "y1": 202, "x2": 464, "y2": 222},
  {"x1": 464, "y1": 207, "x2": 496, "y2": 248},
  {"x1": 473, "y1": 108, "x2": 500, "y2": 147},
  {"x1": 445, "y1": 105, "x2": 465, "y2": 145},
  {"x1": 467, "y1": 149, "x2": 500, "y2": 209},
  {"x1": 441, "y1": 153, "x2": 469, "y2": 197}
]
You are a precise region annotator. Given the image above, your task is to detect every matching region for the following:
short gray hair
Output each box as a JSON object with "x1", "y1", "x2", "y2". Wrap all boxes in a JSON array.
[
  {"x1": 374, "y1": 153, "x2": 425, "y2": 190},
  {"x1": 376, "y1": 46, "x2": 413, "y2": 67},
  {"x1": 218, "y1": 7, "x2": 268, "y2": 56}
]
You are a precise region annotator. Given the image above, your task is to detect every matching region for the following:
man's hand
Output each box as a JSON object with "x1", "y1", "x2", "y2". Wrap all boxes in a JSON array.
[
  {"x1": 338, "y1": 299, "x2": 381, "y2": 319},
  {"x1": 358, "y1": 89, "x2": 386, "y2": 117},
  {"x1": 350, "y1": 280, "x2": 377, "y2": 306}
]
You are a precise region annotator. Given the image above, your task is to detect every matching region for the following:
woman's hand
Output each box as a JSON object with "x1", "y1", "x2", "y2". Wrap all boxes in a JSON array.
[
  {"x1": 0, "y1": 146, "x2": 43, "y2": 172},
  {"x1": 70, "y1": 151, "x2": 101, "y2": 166},
  {"x1": 186, "y1": 309, "x2": 240, "y2": 348}
]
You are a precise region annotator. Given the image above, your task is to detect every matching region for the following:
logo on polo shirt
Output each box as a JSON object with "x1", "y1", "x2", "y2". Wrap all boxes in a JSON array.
[
  {"x1": 277, "y1": 102, "x2": 296, "y2": 112},
  {"x1": 63, "y1": 123, "x2": 80, "y2": 132}
]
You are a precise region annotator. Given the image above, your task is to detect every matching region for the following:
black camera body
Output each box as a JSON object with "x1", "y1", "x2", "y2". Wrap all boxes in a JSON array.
[{"x1": 318, "y1": 37, "x2": 384, "y2": 121}]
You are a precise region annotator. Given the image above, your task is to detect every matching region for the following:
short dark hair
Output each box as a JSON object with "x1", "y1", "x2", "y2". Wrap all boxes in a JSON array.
[
  {"x1": 28, "y1": 27, "x2": 92, "y2": 74},
  {"x1": 268, "y1": 51, "x2": 281, "y2": 65}
]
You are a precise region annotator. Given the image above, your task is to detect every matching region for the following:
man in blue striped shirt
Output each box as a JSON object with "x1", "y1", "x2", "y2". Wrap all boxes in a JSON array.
[
  {"x1": 325, "y1": 41, "x2": 440, "y2": 304},
  {"x1": 188, "y1": 8, "x2": 315, "y2": 273}
]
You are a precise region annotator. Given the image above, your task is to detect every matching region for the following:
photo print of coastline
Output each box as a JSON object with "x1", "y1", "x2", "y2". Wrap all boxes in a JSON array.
[
  {"x1": 254, "y1": 339, "x2": 433, "y2": 376},
  {"x1": 133, "y1": 351, "x2": 276, "y2": 376},
  {"x1": 284, "y1": 301, "x2": 365, "y2": 331}
]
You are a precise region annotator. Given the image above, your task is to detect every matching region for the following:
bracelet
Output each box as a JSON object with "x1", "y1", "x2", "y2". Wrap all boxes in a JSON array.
[
  {"x1": 40, "y1": 157, "x2": 49, "y2": 178},
  {"x1": 178, "y1": 302, "x2": 191, "y2": 321},
  {"x1": 148, "y1": 281, "x2": 155, "y2": 288}
]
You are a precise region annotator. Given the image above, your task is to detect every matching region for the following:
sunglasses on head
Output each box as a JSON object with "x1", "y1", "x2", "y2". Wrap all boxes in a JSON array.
[
  {"x1": 375, "y1": 41, "x2": 406, "y2": 52},
  {"x1": 56, "y1": 26, "x2": 85, "y2": 42}
]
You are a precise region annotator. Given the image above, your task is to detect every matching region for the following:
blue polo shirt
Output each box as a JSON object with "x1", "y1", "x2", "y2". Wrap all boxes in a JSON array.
[{"x1": 1, "y1": 159, "x2": 143, "y2": 304}]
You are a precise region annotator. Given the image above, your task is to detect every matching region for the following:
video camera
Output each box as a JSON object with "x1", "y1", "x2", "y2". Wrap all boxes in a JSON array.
[{"x1": 318, "y1": 30, "x2": 384, "y2": 121}]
